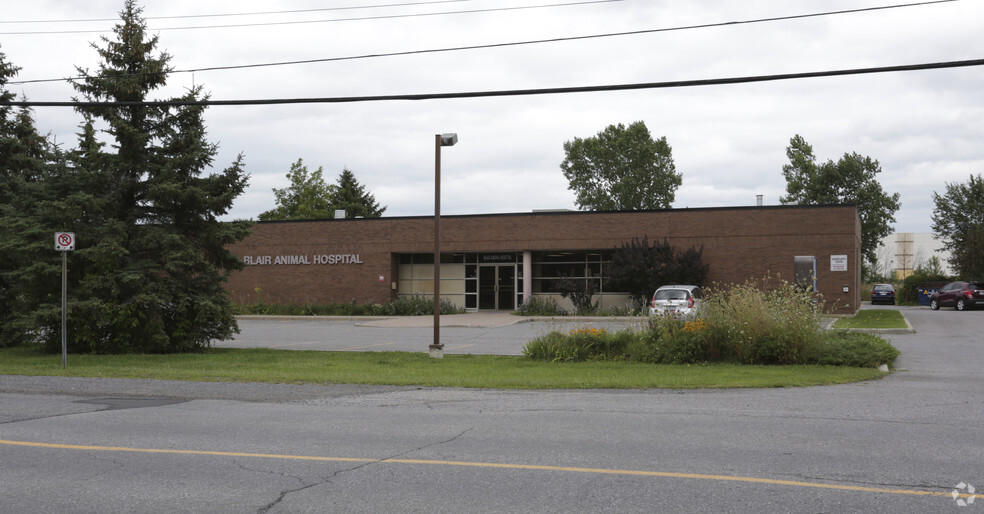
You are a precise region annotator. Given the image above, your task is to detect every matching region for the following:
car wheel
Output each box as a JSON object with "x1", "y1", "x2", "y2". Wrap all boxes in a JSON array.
[
  {"x1": 930, "y1": 299, "x2": 940, "y2": 310},
  {"x1": 957, "y1": 298, "x2": 967, "y2": 311}
]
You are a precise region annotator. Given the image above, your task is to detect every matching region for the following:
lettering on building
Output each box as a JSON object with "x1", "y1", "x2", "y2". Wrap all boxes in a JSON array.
[{"x1": 242, "y1": 254, "x2": 363, "y2": 266}]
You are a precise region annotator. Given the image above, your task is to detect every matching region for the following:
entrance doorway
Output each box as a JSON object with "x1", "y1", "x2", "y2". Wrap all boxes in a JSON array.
[{"x1": 479, "y1": 265, "x2": 515, "y2": 310}]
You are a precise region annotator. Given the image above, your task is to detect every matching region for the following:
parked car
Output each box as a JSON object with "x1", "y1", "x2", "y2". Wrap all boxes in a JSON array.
[
  {"x1": 649, "y1": 285, "x2": 703, "y2": 317},
  {"x1": 870, "y1": 283, "x2": 896, "y2": 305},
  {"x1": 929, "y1": 281, "x2": 984, "y2": 311}
]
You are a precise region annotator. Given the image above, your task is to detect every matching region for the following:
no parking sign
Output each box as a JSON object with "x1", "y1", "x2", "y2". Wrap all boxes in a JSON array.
[
  {"x1": 54, "y1": 232, "x2": 75, "y2": 368},
  {"x1": 55, "y1": 232, "x2": 75, "y2": 251}
]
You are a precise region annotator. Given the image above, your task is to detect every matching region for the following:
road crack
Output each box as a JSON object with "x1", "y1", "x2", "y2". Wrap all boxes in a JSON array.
[{"x1": 255, "y1": 427, "x2": 474, "y2": 513}]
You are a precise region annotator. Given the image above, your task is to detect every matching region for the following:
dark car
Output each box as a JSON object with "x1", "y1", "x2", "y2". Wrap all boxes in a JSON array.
[
  {"x1": 870, "y1": 284, "x2": 896, "y2": 305},
  {"x1": 929, "y1": 281, "x2": 984, "y2": 311}
]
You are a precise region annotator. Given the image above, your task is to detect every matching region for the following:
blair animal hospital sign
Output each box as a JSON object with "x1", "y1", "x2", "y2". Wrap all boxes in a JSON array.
[{"x1": 243, "y1": 254, "x2": 364, "y2": 266}]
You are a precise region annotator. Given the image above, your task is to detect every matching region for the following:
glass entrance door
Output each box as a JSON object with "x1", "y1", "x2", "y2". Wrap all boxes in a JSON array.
[{"x1": 478, "y1": 265, "x2": 515, "y2": 310}]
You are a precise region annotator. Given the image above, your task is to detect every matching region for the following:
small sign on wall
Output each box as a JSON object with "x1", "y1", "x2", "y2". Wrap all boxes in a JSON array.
[{"x1": 830, "y1": 255, "x2": 848, "y2": 272}]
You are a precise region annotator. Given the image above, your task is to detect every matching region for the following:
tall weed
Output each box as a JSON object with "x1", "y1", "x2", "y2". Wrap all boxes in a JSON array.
[{"x1": 696, "y1": 277, "x2": 823, "y2": 364}]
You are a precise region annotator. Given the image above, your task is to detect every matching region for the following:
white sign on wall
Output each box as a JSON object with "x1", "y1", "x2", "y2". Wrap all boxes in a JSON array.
[{"x1": 830, "y1": 254, "x2": 848, "y2": 272}]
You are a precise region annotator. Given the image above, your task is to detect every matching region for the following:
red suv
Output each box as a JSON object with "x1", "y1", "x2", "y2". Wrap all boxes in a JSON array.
[{"x1": 929, "y1": 281, "x2": 984, "y2": 311}]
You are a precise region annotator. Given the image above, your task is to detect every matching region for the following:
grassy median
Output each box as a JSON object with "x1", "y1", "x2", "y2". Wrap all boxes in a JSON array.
[
  {"x1": 0, "y1": 346, "x2": 886, "y2": 389},
  {"x1": 833, "y1": 309, "x2": 908, "y2": 329}
]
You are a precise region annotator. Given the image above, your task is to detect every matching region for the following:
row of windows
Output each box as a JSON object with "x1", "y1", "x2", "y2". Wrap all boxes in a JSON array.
[{"x1": 398, "y1": 251, "x2": 615, "y2": 295}]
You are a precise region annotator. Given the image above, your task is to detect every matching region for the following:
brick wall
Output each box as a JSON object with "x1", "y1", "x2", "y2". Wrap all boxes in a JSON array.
[{"x1": 225, "y1": 205, "x2": 861, "y2": 313}]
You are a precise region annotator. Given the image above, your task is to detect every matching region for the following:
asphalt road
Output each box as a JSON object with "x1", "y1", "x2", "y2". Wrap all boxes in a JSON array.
[{"x1": 1, "y1": 306, "x2": 982, "y2": 513}]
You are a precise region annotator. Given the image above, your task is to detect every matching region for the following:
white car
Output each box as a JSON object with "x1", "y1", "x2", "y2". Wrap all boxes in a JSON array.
[{"x1": 648, "y1": 285, "x2": 704, "y2": 317}]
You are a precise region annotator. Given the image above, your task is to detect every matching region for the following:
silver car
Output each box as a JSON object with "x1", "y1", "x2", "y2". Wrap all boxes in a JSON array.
[{"x1": 648, "y1": 285, "x2": 704, "y2": 317}]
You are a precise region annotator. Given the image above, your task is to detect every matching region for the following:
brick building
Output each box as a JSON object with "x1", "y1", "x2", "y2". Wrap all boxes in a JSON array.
[{"x1": 225, "y1": 205, "x2": 861, "y2": 314}]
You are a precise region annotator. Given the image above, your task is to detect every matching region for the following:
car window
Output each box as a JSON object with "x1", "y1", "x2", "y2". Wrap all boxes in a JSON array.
[
  {"x1": 873, "y1": 284, "x2": 893, "y2": 291},
  {"x1": 969, "y1": 283, "x2": 984, "y2": 290},
  {"x1": 692, "y1": 288, "x2": 704, "y2": 299},
  {"x1": 655, "y1": 290, "x2": 688, "y2": 300}
]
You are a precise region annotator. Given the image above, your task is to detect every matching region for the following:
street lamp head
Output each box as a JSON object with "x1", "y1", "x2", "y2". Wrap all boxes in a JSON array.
[{"x1": 439, "y1": 133, "x2": 458, "y2": 147}]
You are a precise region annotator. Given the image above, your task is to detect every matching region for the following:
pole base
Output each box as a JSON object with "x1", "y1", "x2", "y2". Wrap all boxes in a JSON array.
[{"x1": 428, "y1": 344, "x2": 445, "y2": 359}]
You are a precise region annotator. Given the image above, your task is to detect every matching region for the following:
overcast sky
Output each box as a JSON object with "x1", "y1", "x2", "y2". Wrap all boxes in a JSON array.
[{"x1": 3, "y1": 0, "x2": 982, "y2": 234}]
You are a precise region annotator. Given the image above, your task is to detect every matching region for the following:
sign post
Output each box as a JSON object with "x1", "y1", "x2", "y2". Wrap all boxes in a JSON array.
[{"x1": 54, "y1": 232, "x2": 75, "y2": 368}]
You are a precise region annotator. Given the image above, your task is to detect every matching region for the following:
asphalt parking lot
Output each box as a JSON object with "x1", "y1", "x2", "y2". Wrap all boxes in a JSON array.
[
  {"x1": 218, "y1": 313, "x2": 648, "y2": 355},
  {"x1": 217, "y1": 303, "x2": 905, "y2": 355}
]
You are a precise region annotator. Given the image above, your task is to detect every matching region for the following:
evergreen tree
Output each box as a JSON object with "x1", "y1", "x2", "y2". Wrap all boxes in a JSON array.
[
  {"x1": 330, "y1": 168, "x2": 386, "y2": 218},
  {"x1": 0, "y1": 49, "x2": 65, "y2": 345},
  {"x1": 33, "y1": 0, "x2": 253, "y2": 353}
]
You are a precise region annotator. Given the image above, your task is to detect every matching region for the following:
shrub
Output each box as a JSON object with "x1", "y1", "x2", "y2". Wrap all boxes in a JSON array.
[
  {"x1": 522, "y1": 275, "x2": 901, "y2": 368},
  {"x1": 692, "y1": 278, "x2": 824, "y2": 364},
  {"x1": 522, "y1": 326, "x2": 633, "y2": 362},
  {"x1": 900, "y1": 268, "x2": 949, "y2": 305},
  {"x1": 369, "y1": 294, "x2": 464, "y2": 316},
  {"x1": 234, "y1": 294, "x2": 463, "y2": 316},
  {"x1": 808, "y1": 331, "x2": 900, "y2": 367},
  {"x1": 515, "y1": 296, "x2": 568, "y2": 316},
  {"x1": 554, "y1": 276, "x2": 598, "y2": 315},
  {"x1": 632, "y1": 315, "x2": 712, "y2": 363}
]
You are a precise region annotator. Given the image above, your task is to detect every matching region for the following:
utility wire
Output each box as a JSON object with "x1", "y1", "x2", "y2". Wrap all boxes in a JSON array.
[
  {"x1": 0, "y1": 0, "x2": 479, "y2": 24},
  {"x1": 5, "y1": 58, "x2": 982, "y2": 108},
  {"x1": 6, "y1": 0, "x2": 960, "y2": 86},
  {"x1": 0, "y1": 0, "x2": 623, "y2": 35}
]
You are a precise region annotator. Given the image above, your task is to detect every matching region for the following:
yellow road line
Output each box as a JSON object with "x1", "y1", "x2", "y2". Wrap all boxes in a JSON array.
[{"x1": 0, "y1": 439, "x2": 966, "y2": 500}]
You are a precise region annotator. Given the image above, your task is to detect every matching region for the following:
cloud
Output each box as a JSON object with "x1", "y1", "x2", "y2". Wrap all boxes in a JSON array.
[{"x1": 3, "y1": 0, "x2": 982, "y2": 234}]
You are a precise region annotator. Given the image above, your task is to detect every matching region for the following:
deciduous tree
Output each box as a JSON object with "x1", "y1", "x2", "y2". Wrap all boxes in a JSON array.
[
  {"x1": 931, "y1": 173, "x2": 984, "y2": 279},
  {"x1": 780, "y1": 135, "x2": 901, "y2": 266},
  {"x1": 258, "y1": 159, "x2": 336, "y2": 221},
  {"x1": 561, "y1": 121, "x2": 681, "y2": 211},
  {"x1": 603, "y1": 236, "x2": 709, "y2": 309}
]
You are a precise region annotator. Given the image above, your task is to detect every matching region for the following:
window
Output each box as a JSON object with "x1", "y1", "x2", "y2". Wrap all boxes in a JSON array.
[{"x1": 531, "y1": 251, "x2": 611, "y2": 293}]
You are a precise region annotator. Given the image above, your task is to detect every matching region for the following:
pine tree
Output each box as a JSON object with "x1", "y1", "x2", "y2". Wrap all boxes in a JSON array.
[
  {"x1": 0, "y1": 48, "x2": 68, "y2": 347},
  {"x1": 47, "y1": 0, "x2": 253, "y2": 353},
  {"x1": 330, "y1": 168, "x2": 386, "y2": 218}
]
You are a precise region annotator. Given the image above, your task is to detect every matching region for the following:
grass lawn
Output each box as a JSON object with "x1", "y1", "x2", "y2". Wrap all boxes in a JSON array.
[
  {"x1": 0, "y1": 346, "x2": 886, "y2": 389},
  {"x1": 833, "y1": 309, "x2": 908, "y2": 329}
]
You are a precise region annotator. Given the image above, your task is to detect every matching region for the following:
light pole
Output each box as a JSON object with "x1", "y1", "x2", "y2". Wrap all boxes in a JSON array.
[{"x1": 432, "y1": 133, "x2": 457, "y2": 358}]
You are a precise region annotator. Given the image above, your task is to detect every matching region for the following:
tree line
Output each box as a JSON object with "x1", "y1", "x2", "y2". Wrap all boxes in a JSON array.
[
  {"x1": 562, "y1": 121, "x2": 984, "y2": 280},
  {"x1": 258, "y1": 159, "x2": 385, "y2": 221}
]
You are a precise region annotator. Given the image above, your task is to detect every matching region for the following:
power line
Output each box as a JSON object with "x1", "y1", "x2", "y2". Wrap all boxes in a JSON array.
[
  {"x1": 0, "y1": 0, "x2": 479, "y2": 24},
  {"x1": 5, "y1": 58, "x2": 982, "y2": 108},
  {"x1": 0, "y1": 0, "x2": 624, "y2": 35},
  {"x1": 7, "y1": 0, "x2": 960, "y2": 86}
]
